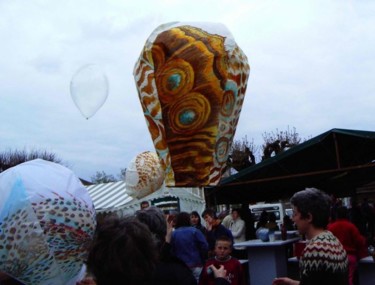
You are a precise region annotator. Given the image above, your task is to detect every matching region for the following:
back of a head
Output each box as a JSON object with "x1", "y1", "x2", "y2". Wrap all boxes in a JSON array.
[
  {"x1": 135, "y1": 206, "x2": 167, "y2": 246},
  {"x1": 259, "y1": 210, "x2": 269, "y2": 223},
  {"x1": 291, "y1": 188, "x2": 331, "y2": 228},
  {"x1": 175, "y1": 212, "x2": 191, "y2": 228},
  {"x1": 268, "y1": 212, "x2": 277, "y2": 222},
  {"x1": 86, "y1": 215, "x2": 157, "y2": 285}
]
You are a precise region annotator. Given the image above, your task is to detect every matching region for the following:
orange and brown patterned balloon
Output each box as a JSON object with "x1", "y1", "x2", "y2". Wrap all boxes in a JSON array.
[{"x1": 134, "y1": 22, "x2": 250, "y2": 187}]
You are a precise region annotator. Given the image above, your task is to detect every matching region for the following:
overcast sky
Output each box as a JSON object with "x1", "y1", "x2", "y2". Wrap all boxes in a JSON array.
[{"x1": 1, "y1": 0, "x2": 374, "y2": 181}]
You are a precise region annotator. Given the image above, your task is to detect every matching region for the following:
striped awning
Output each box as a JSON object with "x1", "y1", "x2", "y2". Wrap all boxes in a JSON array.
[{"x1": 86, "y1": 181, "x2": 133, "y2": 211}]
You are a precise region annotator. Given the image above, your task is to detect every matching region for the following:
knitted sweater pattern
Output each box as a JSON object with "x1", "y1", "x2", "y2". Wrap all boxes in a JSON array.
[{"x1": 299, "y1": 231, "x2": 348, "y2": 285}]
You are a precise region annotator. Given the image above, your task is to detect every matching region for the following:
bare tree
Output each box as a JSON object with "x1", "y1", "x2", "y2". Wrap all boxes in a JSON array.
[
  {"x1": 90, "y1": 171, "x2": 117, "y2": 184},
  {"x1": 0, "y1": 148, "x2": 64, "y2": 173},
  {"x1": 228, "y1": 136, "x2": 259, "y2": 172},
  {"x1": 117, "y1": 168, "x2": 126, "y2": 181},
  {"x1": 261, "y1": 126, "x2": 304, "y2": 161}
]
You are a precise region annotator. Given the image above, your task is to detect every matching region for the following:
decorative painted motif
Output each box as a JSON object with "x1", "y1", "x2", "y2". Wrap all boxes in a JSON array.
[
  {"x1": 134, "y1": 22, "x2": 250, "y2": 186},
  {"x1": 125, "y1": 151, "x2": 165, "y2": 199},
  {"x1": 0, "y1": 159, "x2": 96, "y2": 285}
]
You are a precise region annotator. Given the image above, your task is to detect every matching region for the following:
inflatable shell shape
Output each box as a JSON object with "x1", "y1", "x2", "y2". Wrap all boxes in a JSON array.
[
  {"x1": 125, "y1": 151, "x2": 165, "y2": 199},
  {"x1": 133, "y1": 22, "x2": 250, "y2": 186}
]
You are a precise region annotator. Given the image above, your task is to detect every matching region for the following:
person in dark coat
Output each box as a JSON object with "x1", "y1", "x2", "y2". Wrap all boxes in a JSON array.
[
  {"x1": 201, "y1": 208, "x2": 234, "y2": 257},
  {"x1": 136, "y1": 206, "x2": 197, "y2": 285},
  {"x1": 240, "y1": 204, "x2": 256, "y2": 240}
]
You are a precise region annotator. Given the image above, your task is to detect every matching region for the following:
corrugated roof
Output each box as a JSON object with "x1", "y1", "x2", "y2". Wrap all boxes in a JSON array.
[{"x1": 86, "y1": 181, "x2": 133, "y2": 211}]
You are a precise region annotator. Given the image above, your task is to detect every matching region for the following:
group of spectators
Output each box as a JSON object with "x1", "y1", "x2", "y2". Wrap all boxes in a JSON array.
[
  {"x1": 332, "y1": 197, "x2": 375, "y2": 246},
  {"x1": 1, "y1": 189, "x2": 373, "y2": 285},
  {"x1": 81, "y1": 190, "x2": 374, "y2": 285},
  {"x1": 78, "y1": 203, "x2": 246, "y2": 285}
]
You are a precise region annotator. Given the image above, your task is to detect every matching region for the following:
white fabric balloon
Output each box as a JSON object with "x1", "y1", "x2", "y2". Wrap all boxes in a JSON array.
[
  {"x1": 70, "y1": 64, "x2": 109, "y2": 119},
  {"x1": 125, "y1": 151, "x2": 165, "y2": 199},
  {"x1": 0, "y1": 159, "x2": 96, "y2": 285}
]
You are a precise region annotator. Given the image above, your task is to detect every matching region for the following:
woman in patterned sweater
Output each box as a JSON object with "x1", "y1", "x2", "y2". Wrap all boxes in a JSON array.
[{"x1": 273, "y1": 188, "x2": 349, "y2": 285}]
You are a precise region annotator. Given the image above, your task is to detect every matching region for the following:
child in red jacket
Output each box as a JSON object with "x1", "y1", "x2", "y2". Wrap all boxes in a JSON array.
[{"x1": 199, "y1": 236, "x2": 245, "y2": 285}]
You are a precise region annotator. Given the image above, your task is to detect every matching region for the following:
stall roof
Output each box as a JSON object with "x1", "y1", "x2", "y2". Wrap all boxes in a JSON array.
[
  {"x1": 205, "y1": 128, "x2": 375, "y2": 204},
  {"x1": 86, "y1": 181, "x2": 206, "y2": 213},
  {"x1": 86, "y1": 181, "x2": 134, "y2": 211}
]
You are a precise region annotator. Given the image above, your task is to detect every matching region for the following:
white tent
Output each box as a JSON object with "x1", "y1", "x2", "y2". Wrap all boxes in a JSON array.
[{"x1": 86, "y1": 181, "x2": 206, "y2": 216}]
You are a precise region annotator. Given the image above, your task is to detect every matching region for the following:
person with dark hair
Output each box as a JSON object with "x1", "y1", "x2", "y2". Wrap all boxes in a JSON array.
[
  {"x1": 171, "y1": 212, "x2": 208, "y2": 282},
  {"x1": 240, "y1": 204, "x2": 256, "y2": 240},
  {"x1": 255, "y1": 210, "x2": 268, "y2": 230},
  {"x1": 202, "y1": 208, "x2": 234, "y2": 257},
  {"x1": 199, "y1": 236, "x2": 245, "y2": 285},
  {"x1": 229, "y1": 208, "x2": 246, "y2": 259},
  {"x1": 349, "y1": 197, "x2": 367, "y2": 236},
  {"x1": 140, "y1": 200, "x2": 150, "y2": 210},
  {"x1": 283, "y1": 215, "x2": 295, "y2": 231},
  {"x1": 85, "y1": 215, "x2": 158, "y2": 285},
  {"x1": 191, "y1": 210, "x2": 207, "y2": 236},
  {"x1": 273, "y1": 188, "x2": 348, "y2": 285},
  {"x1": 265, "y1": 212, "x2": 280, "y2": 231},
  {"x1": 135, "y1": 206, "x2": 196, "y2": 285},
  {"x1": 135, "y1": 206, "x2": 167, "y2": 247},
  {"x1": 328, "y1": 206, "x2": 368, "y2": 285}
]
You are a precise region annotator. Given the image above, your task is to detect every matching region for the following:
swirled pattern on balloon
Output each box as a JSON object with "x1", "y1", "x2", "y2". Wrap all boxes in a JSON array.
[
  {"x1": 168, "y1": 92, "x2": 210, "y2": 134},
  {"x1": 134, "y1": 22, "x2": 250, "y2": 186}
]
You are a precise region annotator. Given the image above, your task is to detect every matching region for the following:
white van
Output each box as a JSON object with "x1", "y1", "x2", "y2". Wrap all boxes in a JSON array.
[{"x1": 250, "y1": 203, "x2": 291, "y2": 226}]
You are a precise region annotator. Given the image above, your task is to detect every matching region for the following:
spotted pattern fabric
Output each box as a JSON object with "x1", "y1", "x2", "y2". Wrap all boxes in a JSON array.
[{"x1": 0, "y1": 192, "x2": 95, "y2": 284}]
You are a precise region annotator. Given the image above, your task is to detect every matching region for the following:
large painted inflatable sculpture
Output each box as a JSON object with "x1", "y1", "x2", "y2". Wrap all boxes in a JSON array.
[
  {"x1": 134, "y1": 22, "x2": 250, "y2": 186},
  {"x1": 0, "y1": 159, "x2": 96, "y2": 285}
]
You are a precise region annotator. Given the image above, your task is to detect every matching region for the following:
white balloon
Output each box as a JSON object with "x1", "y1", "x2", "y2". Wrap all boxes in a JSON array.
[{"x1": 70, "y1": 64, "x2": 109, "y2": 119}]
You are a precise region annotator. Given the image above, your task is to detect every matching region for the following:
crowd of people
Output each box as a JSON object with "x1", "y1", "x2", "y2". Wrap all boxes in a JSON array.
[
  {"x1": 78, "y1": 189, "x2": 373, "y2": 285},
  {"x1": 78, "y1": 205, "x2": 246, "y2": 285},
  {"x1": 86, "y1": 188, "x2": 375, "y2": 285},
  {"x1": 2, "y1": 188, "x2": 373, "y2": 284}
]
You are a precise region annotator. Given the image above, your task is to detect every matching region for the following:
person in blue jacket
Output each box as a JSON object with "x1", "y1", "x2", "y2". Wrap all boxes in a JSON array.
[{"x1": 171, "y1": 212, "x2": 209, "y2": 282}]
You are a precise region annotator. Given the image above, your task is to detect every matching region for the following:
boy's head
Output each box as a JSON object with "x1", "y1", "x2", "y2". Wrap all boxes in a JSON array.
[{"x1": 214, "y1": 236, "x2": 232, "y2": 261}]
